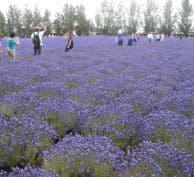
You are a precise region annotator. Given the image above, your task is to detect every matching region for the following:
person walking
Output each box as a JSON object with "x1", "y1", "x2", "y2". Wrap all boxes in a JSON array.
[{"x1": 6, "y1": 32, "x2": 20, "y2": 60}]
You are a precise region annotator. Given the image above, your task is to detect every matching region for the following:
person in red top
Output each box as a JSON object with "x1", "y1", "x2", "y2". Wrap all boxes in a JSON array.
[{"x1": 65, "y1": 32, "x2": 74, "y2": 52}]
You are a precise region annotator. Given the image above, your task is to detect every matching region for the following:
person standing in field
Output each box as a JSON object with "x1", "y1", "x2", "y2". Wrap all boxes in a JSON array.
[
  {"x1": 0, "y1": 38, "x2": 3, "y2": 62},
  {"x1": 65, "y1": 32, "x2": 74, "y2": 52},
  {"x1": 118, "y1": 36, "x2": 123, "y2": 46},
  {"x1": 127, "y1": 35, "x2": 133, "y2": 46},
  {"x1": 147, "y1": 32, "x2": 154, "y2": 42},
  {"x1": 31, "y1": 24, "x2": 47, "y2": 56},
  {"x1": 6, "y1": 32, "x2": 20, "y2": 60},
  {"x1": 0, "y1": 38, "x2": 3, "y2": 53},
  {"x1": 117, "y1": 28, "x2": 123, "y2": 38}
]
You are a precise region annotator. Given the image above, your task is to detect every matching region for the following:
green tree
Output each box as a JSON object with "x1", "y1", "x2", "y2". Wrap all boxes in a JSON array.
[
  {"x1": 114, "y1": 3, "x2": 126, "y2": 33},
  {"x1": 33, "y1": 6, "x2": 42, "y2": 27},
  {"x1": 22, "y1": 5, "x2": 33, "y2": 37},
  {"x1": 127, "y1": 0, "x2": 139, "y2": 34},
  {"x1": 0, "y1": 11, "x2": 6, "y2": 36},
  {"x1": 144, "y1": 0, "x2": 159, "y2": 33},
  {"x1": 53, "y1": 12, "x2": 62, "y2": 35},
  {"x1": 161, "y1": 0, "x2": 176, "y2": 35},
  {"x1": 61, "y1": 4, "x2": 76, "y2": 33},
  {"x1": 43, "y1": 9, "x2": 51, "y2": 36},
  {"x1": 75, "y1": 5, "x2": 90, "y2": 35},
  {"x1": 7, "y1": 5, "x2": 22, "y2": 35},
  {"x1": 95, "y1": 0, "x2": 115, "y2": 34},
  {"x1": 179, "y1": 0, "x2": 193, "y2": 37}
]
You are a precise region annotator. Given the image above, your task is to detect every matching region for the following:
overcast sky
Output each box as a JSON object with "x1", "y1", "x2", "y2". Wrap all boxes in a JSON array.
[{"x1": 1, "y1": 0, "x2": 194, "y2": 21}]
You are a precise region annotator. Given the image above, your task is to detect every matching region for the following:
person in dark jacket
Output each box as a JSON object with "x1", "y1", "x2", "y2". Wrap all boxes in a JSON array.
[{"x1": 118, "y1": 36, "x2": 123, "y2": 46}]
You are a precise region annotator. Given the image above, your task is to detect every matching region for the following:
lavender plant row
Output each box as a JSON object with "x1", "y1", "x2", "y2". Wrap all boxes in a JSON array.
[{"x1": 0, "y1": 36, "x2": 194, "y2": 176}]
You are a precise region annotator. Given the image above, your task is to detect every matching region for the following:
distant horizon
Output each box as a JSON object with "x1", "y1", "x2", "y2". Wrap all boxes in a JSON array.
[{"x1": 1, "y1": 0, "x2": 190, "y2": 21}]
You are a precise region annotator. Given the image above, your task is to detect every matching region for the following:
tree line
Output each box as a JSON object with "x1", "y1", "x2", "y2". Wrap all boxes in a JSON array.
[{"x1": 0, "y1": 0, "x2": 193, "y2": 37}]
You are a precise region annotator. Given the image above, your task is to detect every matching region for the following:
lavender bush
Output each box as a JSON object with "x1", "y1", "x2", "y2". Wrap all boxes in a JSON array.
[{"x1": 42, "y1": 135, "x2": 128, "y2": 176}]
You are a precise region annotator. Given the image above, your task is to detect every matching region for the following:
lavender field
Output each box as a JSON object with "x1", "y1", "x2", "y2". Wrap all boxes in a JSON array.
[{"x1": 0, "y1": 36, "x2": 194, "y2": 177}]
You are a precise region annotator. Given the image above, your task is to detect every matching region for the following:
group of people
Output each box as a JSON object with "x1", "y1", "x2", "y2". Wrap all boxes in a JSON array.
[
  {"x1": 115, "y1": 29, "x2": 139, "y2": 47},
  {"x1": 147, "y1": 32, "x2": 165, "y2": 42},
  {"x1": 0, "y1": 23, "x2": 74, "y2": 61}
]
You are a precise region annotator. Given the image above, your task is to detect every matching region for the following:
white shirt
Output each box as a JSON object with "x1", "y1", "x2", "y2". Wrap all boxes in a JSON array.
[
  {"x1": 147, "y1": 33, "x2": 154, "y2": 39},
  {"x1": 31, "y1": 31, "x2": 45, "y2": 46},
  {"x1": 118, "y1": 29, "x2": 123, "y2": 35}
]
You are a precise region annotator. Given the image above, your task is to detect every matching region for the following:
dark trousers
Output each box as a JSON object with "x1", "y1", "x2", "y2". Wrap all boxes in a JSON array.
[{"x1": 34, "y1": 44, "x2": 41, "y2": 55}]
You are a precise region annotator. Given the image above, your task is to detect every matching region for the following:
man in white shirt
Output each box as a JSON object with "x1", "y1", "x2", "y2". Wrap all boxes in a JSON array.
[
  {"x1": 147, "y1": 32, "x2": 154, "y2": 42},
  {"x1": 117, "y1": 28, "x2": 123, "y2": 38},
  {"x1": 31, "y1": 24, "x2": 47, "y2": 56}
]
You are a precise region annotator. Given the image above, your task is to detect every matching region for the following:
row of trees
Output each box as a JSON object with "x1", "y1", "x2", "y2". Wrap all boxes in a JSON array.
[
  {"x1": 0, "y1": 4, "x2": 93, "y2": 37},
  {"x1": 95, "y1": 0, "x2": 193, "y2": 36},
  {"x1": 0, "y1": 0, "x2": 193, "y2": 37}
]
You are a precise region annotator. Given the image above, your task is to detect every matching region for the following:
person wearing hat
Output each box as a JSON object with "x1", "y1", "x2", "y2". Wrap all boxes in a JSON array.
[{"x1": 31, "y1": 24, "x2": 47, "y2": 56}]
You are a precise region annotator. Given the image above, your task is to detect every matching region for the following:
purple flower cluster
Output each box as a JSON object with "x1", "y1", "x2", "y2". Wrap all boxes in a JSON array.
[
  {"x1": 0, "y1": 113, "x2": 57, "y2": 169},
  {"x1": 129, "y1": 141, "x2": 194, "y2": 177},
  {"x1": 0, "y1": 165, "x2": 59, "y2": 177},
  {"x1": 43, "y1": 135, "x2": 128, "y2": 175}
]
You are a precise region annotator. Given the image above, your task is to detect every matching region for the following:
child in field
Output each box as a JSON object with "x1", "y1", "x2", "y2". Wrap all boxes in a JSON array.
[
  {"x1": 65, "y1": 32, "x2": 74, "y2": 52},
  {"x1": 6, "y1": 32, "x2": 20, "y2": 60}
]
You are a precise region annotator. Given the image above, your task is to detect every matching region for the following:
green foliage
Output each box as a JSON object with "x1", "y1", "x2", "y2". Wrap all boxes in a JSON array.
[
  {"x1": 127, "y1": 0, "x2": 139, "y2": 34},
  {"x1": 128, "y1": 165, "x2": 154, "y2": 177},
  {"x1": 0, "y1": 131, "x2": 53, "y2": 170},
  {"x1": 38, "y1": 90, "x2": 56, "y2": 99},
  {"x1": 95, "y1": 0, "x2": 117, "y2": 34},
  {"x1": 176, "y1": 134, "x2": 194, "y2": 159},
  {"x1": 179, "y1": 0, "x2": 193, "y2": 36},
  {"x1": 44, "y1": 155, "x2": 116, "y2": 177},
  {"x1": 82, "y1": 115, "x2": 140, "y2": 151},
  {"x1": 67, "y1": 82, "x2": 78, "y2": 90},
  {"x1": 0, "y1": 11, "x2": 5, "y2": 36},
  {"x1": 150, "y1": 128, "x2": 193, "y2": 159},
  {"x1": 33, "y1": 6, "x2": 42, "y2": 27},
  {"x1": 45, "y1": 111, "x2": 79, "y2": 138},
  {"x1": 22, "y1": 5, "x2": 33, "y2": 37},
  {"x1": 150, "y1": 128, "x2": 172, "y2": 144},
  {"x1": 0, "y1": 104, "x2": 15, "y2": 118},
  {"x1": 88, "y1": 77, "x2": 97, "y2": 84},
  {"x1": 144, "y1": 0, "x2": 159, "y2": 33},
  {"x1": 7, "y1": 5, "x2": 22, "y2": 35},
  {"x1": 0, "y1": 87, "x2": 22, "y2": 96},
  {"x1": 161, "y1": 0, "x2": 175, "y2": 35},
  {"x1": 46, "y1": 111, "x2": 67, "y2": 138},
  {"x1": 132, "y1": 103, "x2": 149, "y2": 116},
  {"x1": 113, "y1": 89, "x2": 121, "y2": 98}
]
